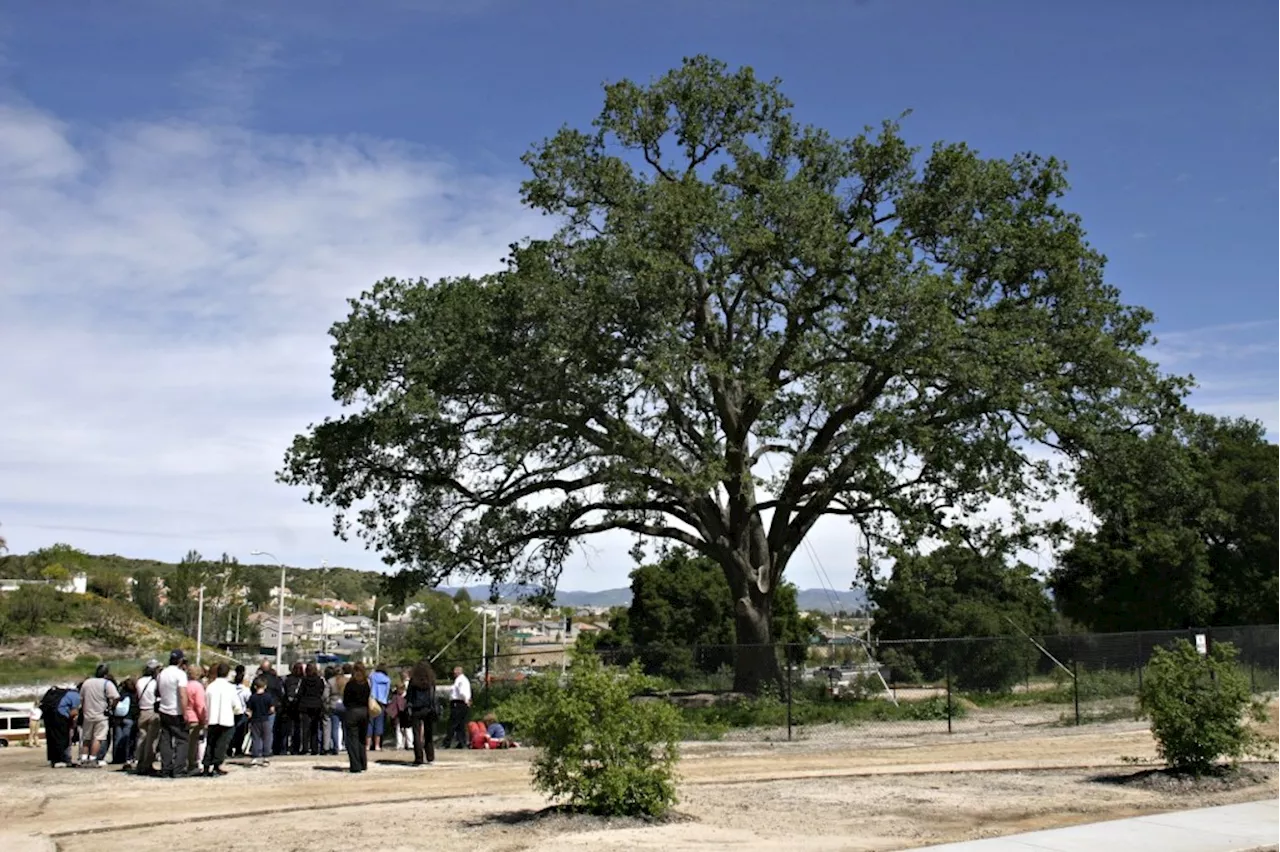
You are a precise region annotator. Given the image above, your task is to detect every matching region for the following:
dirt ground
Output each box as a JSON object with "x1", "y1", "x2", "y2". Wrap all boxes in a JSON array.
[{"x1": 3, "y1": 712, "x2": 1276, "y2": 852}]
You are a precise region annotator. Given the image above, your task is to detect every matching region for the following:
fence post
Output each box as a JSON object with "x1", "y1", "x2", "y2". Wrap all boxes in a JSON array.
[
  {"x1": 786, "y1": 645, "x2": 794, "y2": 743},
  {"x1": 945, "y1": 656, "x2": 953, "y2": 735},
  {"x1": 1073, "y1": 657, "x2": 1081, "y2": 726}
]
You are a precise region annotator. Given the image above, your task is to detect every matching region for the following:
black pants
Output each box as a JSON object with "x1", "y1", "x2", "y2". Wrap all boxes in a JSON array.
[
  {"x1": 447, "y1": 700, "x2": 469, "y2": 748},
  {"x1": 46, "y1": 714, "x2": 71, "y2": 766},
  {"x1": 159, "y1": 712, "x2": 189, "y2": 776},
  {"x1": 203, "y1": 724, "x2": 232, "y2": 770},
  {"x1": 303, "y1": 707, "x2": 323, "y2": 755},
  {"x1": 343, "y1": 707, "x2": 369, "y2": 772},
  {"x1": 411, "y1": 710, "x2": 436, "y2": 764}
]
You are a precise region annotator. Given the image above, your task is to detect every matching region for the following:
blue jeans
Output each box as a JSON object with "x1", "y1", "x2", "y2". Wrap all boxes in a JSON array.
[
  {"x1": 327, "y1": 707, "x2": 344, "y2": 752},
  {"x1": 251, "y1": 715, "x2": 274, "y2": 759},
  {"x1": 112, "y1": 718, "x2": 134, "y2": 764}
]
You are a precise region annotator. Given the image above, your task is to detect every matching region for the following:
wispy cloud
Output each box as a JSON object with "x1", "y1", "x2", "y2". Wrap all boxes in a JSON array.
[
  {"x1": 1149, "y1": 320, "x2": 1279, "y2": 437},
  {"x1": 175, "y1": 39, "x2": 283, "y2": 125},
  {"x1": 0, "y1": 96, "x2": 544, "y2": 575}
]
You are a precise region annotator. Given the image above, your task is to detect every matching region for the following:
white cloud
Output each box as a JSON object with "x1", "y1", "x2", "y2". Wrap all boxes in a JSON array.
[{"x1": 0, "y1": 98, "x2": 544, "y2": 577}]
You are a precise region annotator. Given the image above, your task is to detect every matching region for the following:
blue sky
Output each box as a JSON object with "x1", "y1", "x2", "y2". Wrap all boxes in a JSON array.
[{"x1": 0, "y1": 0, "x2": 1275, "y2": 591}]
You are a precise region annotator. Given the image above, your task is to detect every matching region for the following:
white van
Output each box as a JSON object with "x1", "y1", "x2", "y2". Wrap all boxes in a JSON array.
[{"x1": 0, "y1": 703, "x2": 36, "y2": 747}]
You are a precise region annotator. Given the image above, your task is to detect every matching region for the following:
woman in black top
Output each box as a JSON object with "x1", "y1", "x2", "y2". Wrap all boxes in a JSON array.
[
  {"x1": 405, "y1": 660, "x2": 437, "y2": 767},
  {"x1": 283, "y1": 662, "x2": 304, "y2": 754},
  {"x1": 342, "y1": 664, "x2": 371, "y2": 773},
  {"x1": 298, "y1": 663, "x2": 328, "y2": 756}
]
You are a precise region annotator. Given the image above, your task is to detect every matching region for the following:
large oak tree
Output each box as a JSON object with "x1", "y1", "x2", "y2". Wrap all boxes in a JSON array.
[{"x1": 281, "y1": 57, "x2": 1175, "y2": 692}]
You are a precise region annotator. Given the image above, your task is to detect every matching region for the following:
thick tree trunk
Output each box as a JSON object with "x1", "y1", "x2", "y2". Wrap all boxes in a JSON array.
[{"x1": 731, "y1": 580, "x2": 782, "y2": 694}]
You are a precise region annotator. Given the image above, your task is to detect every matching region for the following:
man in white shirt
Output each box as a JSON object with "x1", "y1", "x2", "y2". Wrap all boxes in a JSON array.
[
  {"x1": 133, "y1": 660, "x2": 162, "y2": 775},
  {"x1": 445, "y1": 667, "x2": 471, "y2": 749},
  {"x1": 201, "y1": 662, "x2": 244, "y2": 776},
  {"x1": 156, "y1": 649, "x2": 190, "y2": 778}
]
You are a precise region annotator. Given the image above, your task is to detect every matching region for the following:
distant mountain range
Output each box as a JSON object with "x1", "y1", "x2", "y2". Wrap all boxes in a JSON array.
[{"x1": 439, "y1": 583, "x2": 867, "y2": 613}]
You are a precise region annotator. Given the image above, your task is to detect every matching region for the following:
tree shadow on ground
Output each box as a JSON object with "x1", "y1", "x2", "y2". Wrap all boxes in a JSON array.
[
  {"x1": 464, "y1": 805, "x2": 693, "y2": 830},
  {"x1": 1090, "y1": 763, "x2": 1272, "y2": 794}
]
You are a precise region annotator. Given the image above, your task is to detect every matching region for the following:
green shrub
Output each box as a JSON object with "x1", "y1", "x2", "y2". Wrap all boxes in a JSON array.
[
  {"x1": 524, "y1": 652, "x2": 681, "y2": 817},
  {"x1": 5, "y1": 584, "x2": 69, "y2": 634},
  {"x1": 1138, "y1": 639, "x2": 1267, "y2": 774}
]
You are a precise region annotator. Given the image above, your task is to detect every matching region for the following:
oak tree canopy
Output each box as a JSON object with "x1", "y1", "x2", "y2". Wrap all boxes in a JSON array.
[{"x1": 280, "y1": 57, "x2": 1176, "y2": 691}]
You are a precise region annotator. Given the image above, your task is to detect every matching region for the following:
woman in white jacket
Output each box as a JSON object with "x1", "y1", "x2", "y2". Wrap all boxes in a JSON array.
[{"x1": 201, "y1": 663, "x2": 244, "y2": 776}]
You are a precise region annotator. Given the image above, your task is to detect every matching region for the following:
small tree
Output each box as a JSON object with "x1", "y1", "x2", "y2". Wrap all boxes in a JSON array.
[
  {"x1": 523, "y1": 652, "x2": 680, "y2": 817},
  {"x1": 1138, "y1": 639, "x2": 1266, "y2": 774},
  {"x1": 7, "y1": 584, "x2": 66, "y2": 634}
]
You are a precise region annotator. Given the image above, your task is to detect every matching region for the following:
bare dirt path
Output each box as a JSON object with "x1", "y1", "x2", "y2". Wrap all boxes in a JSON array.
[{"x1": 2, "y1": 719, "x2": 1274, "y2": 852}]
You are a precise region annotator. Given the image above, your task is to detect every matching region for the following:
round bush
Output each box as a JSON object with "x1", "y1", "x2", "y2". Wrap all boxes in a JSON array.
[
  {"x1": 523, "y1": 652, "x2": 681, "y2": 817},
  {"x1": 1138, "y1": 639, "x2": 1265, "y2": 774}
]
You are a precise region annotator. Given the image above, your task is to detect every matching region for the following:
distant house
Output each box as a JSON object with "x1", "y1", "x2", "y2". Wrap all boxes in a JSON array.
[
  {"x1": 315, "y1": 598, "x2": 358, "y2": 613},
  {"x1": 259, "y1": 617, "x2": 296, "y2": 649},
  {"x1": 338, "y1": 615, "x2": 374, "y2": 637},
  {"x1": 0, "y1": 573, "x2": 88, "y2": 595},
  {"x1": 292, "y1": 613, "x2": 347, "y2": 641}
]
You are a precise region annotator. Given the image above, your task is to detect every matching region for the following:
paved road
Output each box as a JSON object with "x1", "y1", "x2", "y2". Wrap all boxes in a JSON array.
[{"x1": 907, "y1": 799, "x2": 1279, "y2": 852}]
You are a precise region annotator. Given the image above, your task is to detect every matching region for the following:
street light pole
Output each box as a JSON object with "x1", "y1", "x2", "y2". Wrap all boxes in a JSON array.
[
  {"x1": 374, "y1": 604, "x2": 390, "y2": 666},
  {"x1": 251, "y1": 551, "x2": 287, "y2": 668}
]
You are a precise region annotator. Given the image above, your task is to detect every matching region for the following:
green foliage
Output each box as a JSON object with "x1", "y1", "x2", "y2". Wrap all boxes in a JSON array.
[
  {"x1": 594, "y1": 550, "x2": 816, "y2": 682},
  {"x1": 72, "y1": 599, "x2": 134, "y2": 648},
  {"x1": 678, "y1": 691, "x2": 959, "y2": 738},
  {"x1": 1052, "y1": 413, "x2": 1278, "y2": 631},
  {"x1": 88, "y1": 571, "x2": 128, "y2": 601},
  {"x1": 1138, "y1": 639, "x2": 1267, "y2": 774},
  {"x1": 524, "y1": 653, "x2": 681, "y2": 817},
  {"x1": 393, "y1": 591, "x2": 482, "y2": 677},
  {"x1": 131, "y1": 569, "x2": 162, "y2": 620},
  {"x1": 6, "y1": 584, "x2": 69, "y2": 634},
  {"x1": 867, "y1": 545, "x2": 1055, "y2": 691},
  {"x1": 279, "y1": 57, "x2": 1172, "y2": 695}
]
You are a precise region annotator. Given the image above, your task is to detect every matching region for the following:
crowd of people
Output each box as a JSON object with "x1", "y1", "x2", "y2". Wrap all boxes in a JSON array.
[{"x1": 35, "y1": 650, "x2": 515, "y2": 776}]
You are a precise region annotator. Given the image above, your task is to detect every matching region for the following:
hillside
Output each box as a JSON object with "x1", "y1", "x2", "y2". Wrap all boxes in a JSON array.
[
  {"x1": 1, "y1": 546, "x2": 868, "y2": 615},
  {"x1": 439, "y1": 583, "x2": 868, "y2": 612},
  {"x1": 0, "y1": 591, "x2": 228, "y2": 688}
]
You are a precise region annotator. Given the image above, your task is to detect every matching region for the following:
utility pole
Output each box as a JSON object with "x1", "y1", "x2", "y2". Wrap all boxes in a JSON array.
[
  {"x1": 374, "y1": 604, "x2": 390, "y2": 665},
  {"x1": 195, "y1": 585, "x2": 205, "y2": 670}
]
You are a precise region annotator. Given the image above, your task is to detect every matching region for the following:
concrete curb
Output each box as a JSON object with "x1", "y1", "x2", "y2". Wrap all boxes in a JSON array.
[{"x1": 903, "y1": 798, "x2": 1279, "y2": 852}]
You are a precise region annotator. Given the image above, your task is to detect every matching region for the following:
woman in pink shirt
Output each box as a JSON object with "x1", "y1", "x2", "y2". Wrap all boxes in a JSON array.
[{"x1": 184, "y1": 668, "x2": 208, "y2": 774}]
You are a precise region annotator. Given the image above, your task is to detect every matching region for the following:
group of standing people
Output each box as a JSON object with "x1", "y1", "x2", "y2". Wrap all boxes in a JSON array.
[{"x1": 37, "y1": 656, "x2": 509, "y2": 776}]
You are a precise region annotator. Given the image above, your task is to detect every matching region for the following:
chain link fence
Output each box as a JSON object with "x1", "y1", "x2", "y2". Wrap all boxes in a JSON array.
[{"x1": 413, "y1": 624, "x2": 1276, "y2": 744}]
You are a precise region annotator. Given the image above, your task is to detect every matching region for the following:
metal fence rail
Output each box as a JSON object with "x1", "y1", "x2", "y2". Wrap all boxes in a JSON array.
[{"x1": 403, "y1": 623, "x2": 1277, "y2": 743}]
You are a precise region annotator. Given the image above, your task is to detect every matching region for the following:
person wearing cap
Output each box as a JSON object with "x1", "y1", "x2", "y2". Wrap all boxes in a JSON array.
[
  {"x1": 134, "y1": 660, "x2": 162, "y2": 775},
  {"x1": 156, "y1": 650, "x2": 190, "y2": 778}
]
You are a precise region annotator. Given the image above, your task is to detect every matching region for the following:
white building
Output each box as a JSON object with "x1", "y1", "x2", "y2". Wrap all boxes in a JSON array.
[
  {"x1": 338, "y1": 615, "x2": 374, "y2": 637},
  {"x1": 292, "y1": 613, "x2": 348, "y2": 641},
  {"x1": 0, "y1": 573, "x2": 87, "y2": 595}
]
